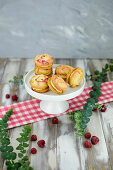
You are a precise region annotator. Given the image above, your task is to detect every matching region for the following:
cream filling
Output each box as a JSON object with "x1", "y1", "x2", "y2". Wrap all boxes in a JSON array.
[
  {"x1": 51, "y1": 80, "x2": 62, "y2": 93},
  {"x1": 32, "y1": 87, "x2": 48, "y2": 91}
]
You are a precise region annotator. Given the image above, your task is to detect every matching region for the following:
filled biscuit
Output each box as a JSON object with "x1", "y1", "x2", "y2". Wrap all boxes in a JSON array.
[
  {"x1": 30, "y1": 74, "x2": 49, "y2": 93},
  {"x1": 48, "y1": 75, "x2": 68, "y2": 94},
  {"x1": 34, "y1": 54, "x2": 54, "y2": 68},
  {"x1": 66, "y1": 67, "x2": 84, "y2": 87},
  {"x1": 55, "y1": 65, "x2": 73, "y2": 79},
  {"x1": 34, "y1": 66, "x2": 53, "y2": 76}
]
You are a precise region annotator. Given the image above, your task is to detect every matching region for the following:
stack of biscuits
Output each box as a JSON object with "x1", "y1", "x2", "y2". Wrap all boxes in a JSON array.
[
  {"x1": 29, "y1": 53, "x2": 84, "y2": 95},
  {"x1": 34, "y1": 54, "x2": 54, "y2": 77}
]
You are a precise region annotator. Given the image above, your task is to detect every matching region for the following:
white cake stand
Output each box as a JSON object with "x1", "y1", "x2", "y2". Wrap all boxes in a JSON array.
[{"x1": 24, "y1": 65, "x2": 85, "y2": 114}]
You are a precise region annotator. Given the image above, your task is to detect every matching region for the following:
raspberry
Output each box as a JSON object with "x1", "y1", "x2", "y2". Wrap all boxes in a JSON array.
[
  {"x1": 12, "y1": 95, "x2": 18, "y2": 101},
  {"x1": 84, "y1": 132, "x2": 91, "y2": 139},
  {"x1": 6, "y1": 94, "x2": 10, "y2": 99},
  {"x1": 84, "y1": 140, "x2": 92, "y2": 148},
  {"x1": 91, "y1": 136, "x2": 99, "y2": 145},
  {"x1": 31, "y1": 148, "x2": 37, "y2": 154},
  {"x1": 92, "y1": 108, "x2": 97, "y2": 111},
  {"x1": 52, "y1": 117, "x2": 58, "y2": 124},
  {"x1": 31, "y1": 135, "x2": 37, "y2": 141},
  {"x1": 37, "y1": 140, "x2": 45, "y2": 148},
  {"x1": 100, "y1": 105, "x2": 107, "y2": 112}
]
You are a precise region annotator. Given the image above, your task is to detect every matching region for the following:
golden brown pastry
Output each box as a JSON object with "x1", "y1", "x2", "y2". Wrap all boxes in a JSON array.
[
  {"x1": 34, "y1": 66, "x2": 53, "y2": 76},
  {"x1": 34, "y1": 54, "x2": 54, "y2": 68},
  {"x1": 66, "y1": 67, "x2": 84, "y2": 87},
  {"x1": 34, "y1": 54, "x2": 54, "y2": 76},
  {"x1": 29, "y1": 74, "x2": 49, "y2": 93},
  {"x1": 48, "y1": 75, "x2": 68, "y2": 94},
  {"x1": 55, "y1": 65, "x2": 73, "y2": 79}
]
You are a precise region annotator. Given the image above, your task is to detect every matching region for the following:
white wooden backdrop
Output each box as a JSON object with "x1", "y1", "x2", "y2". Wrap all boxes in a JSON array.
[{"x1": 0, "y1": 59, "x2": 113, "y2": 170}]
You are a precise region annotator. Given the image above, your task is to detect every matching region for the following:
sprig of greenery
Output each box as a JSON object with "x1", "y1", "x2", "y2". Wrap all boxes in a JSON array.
[
  {"x1": 0, "y1": 108, "x2": 18, "y2": 169},
  {"x1": 69, "y1": 60, "x2": 113, "y2": 137},
  {"x1": 0, "y1": 108, "x2": 33, "y2": 170},
  {"x1": 16, "y1": 125, "x2": 33, "y2": 170},
  {"x1": 9, "y1": 75, "x2": 24, "y2": 86}
]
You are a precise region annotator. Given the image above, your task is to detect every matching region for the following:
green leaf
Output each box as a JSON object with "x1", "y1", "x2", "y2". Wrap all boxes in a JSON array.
[
  {"x1": 2, "y1": 115, "x2": 9, "y2": 123},
  {"x1": 13, "y1": 76, "x2": 18, "y2": 80},
  {"x1": 13, "y1": 162, "x2": 21, "y2": 169},
  {"x1": 16, "y1": 137, "x2": 23, "y2": 143},
  {"x1": 0, "y1": 145, "x2": 7, "y2": 152},
  {"x1": 18, "y1": 167, "x2": 25, "y2": 170},
  {"x1": 24, "y1": 137, "x2": 30, "y2": 142},
  {"x1": 23, "y1": 143, "x2": 29, "y2": 147},
  {"x1": 28, "y1": 167, "x2": 33, "y2": 170},
  {"x1": 1, "y1": 152, "x2": 8, "y2": 160},
  {"x1": 20, "y1": 80, "x2": 23, "y2": 85},
  {"x1": 21, "y1": 149, "x2": 26, "y2": 154},
  {"x1": 19, "y1": 75, "x2": 23, "y2": 79},
  {"x1": 110, "y1": 59, "x2": 113, "y2": 63},
  {"x1": 110, "y1": 64, "x2": 113, "y2": 72},
  {"x1": 18, "y1": 153, "x2": 23, "y2": 158},
  {"x1": 16, "y1": 145, "x2": 24, "y2": 150},
  {"x1": 87, "y1": 98, "x2": 95, "y2": 104},
  {"x1": 23, "y1": 156, "x2": 28, "y2": 161},
  {"x1": 69, "y1": 116, "x2": 74, "y2": 121},
  {"x1": 93, "y1": 98, "x2": 99, "y2": 103},
  {"x1": 81, "y1": 124, "x2": 87, "y2": 130},
  {"x1": 94, "y1": 70, "x2": 99, "y2": 75},
  {"x1": 10, "y1": 152, "x2": 17, "y2": 160},
  {"x1": 2, "y1": 122, "x2": 8, "y2": 128},
  {"x1": 7, "y1": 146, "x2": 13, "y2": 152},
  {"x1": 1, "y1": 138, "x2": 10, "y2": 145},
  {"x1": 82, "y1": 118, "x2": 90, "y2": 124}
]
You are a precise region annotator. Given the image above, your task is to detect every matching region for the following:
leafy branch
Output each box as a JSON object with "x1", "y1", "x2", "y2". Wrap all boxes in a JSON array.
[
  {"x1": 9, "y1": 75, "x2": 24, "y2": 86},
  {"x1": 16, "y1": 125, "x2": 32, "y2": 170},
  {"x1": 69, "y1": 59, "x2": 113, "y2": 137},
  {"x1": 0, "y1": 108, "x2": 33, "y2": 170}
]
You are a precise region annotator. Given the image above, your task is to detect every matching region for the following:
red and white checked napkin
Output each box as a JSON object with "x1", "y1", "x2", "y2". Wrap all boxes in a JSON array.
[{"x1": 0, "y1": 81, "x2": 113, "y2": 129}]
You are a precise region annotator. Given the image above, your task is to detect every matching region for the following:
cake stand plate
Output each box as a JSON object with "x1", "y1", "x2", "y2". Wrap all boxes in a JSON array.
[{"x1": 24, "y1": 66, "x2": 85, "y2": 114}]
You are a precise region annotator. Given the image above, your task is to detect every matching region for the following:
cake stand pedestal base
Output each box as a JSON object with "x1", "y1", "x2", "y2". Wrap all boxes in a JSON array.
[{"x1": 40, "y1": 100, "x2": 69, "y2": 114}]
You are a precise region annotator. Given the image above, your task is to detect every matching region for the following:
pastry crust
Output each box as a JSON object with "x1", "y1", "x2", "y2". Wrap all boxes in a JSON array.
[
  {"x1": 66, "y1": 67, "x2": 84, "y2": 87},
  {"x1": 55, "y1": 65, "x2": 73, "y2": 79},
  {"x1": 48, "y1": 75, "x2": 68, "y2": 95},
  {"x1": 48, "y1": 78, "x2": 62, "y2": 94},
  {"x1": 32, "y1": 87, "x2": 49, "y2": 93},
  {"x1": 34, "y1": 54, "x2": 54, "y2": 68},
  {"x1": 29, "y1": 74, "x2": 49, "y2": 93},
  {"x1": 34, "y1": 66, "x2": 53, "y2": 75}
]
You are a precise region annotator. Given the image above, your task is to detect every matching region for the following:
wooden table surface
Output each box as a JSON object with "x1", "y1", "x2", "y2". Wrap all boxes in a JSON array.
[{"x1": 0, "y1": 58, "x2": 113, "y2": 170}]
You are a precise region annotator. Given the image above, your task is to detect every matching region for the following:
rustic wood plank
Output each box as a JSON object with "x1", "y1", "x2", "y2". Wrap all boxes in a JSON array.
[
  {"x1": 2, "y1": 59, "x2": 35, "y2": 170},
  {"x1": 0, "y1": 58, "x2": 112, "y2": 170},
  {"x1": 0, "y1": 59, "x2": 7, "y2": 81},
  {"x1": 30, "y1": 59, "x2": 71, "y2": 170},
  {"x1": 0, "y1": 59, "x2": 7, "y2": 170},
  {"x1": 0, "y1": 59, "x2": 21, "y2": 170},
  {"x1": 56, "y1": 59, "x2": 85, "y2": 170},
  {"x1": 84, "y1": 59, "x2": 111, "y2": 169},
  {"x1": 99, "y1": 60, "x2": 113, "y2": 168}
]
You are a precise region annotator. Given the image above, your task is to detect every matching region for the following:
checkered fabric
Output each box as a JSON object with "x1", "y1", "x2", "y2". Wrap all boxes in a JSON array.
[{"x1": 0, "y1": 81, "x2": 113, "y2": 129}]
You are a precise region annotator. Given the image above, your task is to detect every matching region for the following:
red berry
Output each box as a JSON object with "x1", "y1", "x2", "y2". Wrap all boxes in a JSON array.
[
  {"x1": 31, "y1": 135, "x2": 37, "y2": 141},
  {"x1": 91, "y1": 136, "x2": 99, "y2": 145},
  {"x1": 92, "y1": 108, "x2": 97, "y2": 111},
  {"x1": 84, "y1": 132, "x2": 91, "y2": 139},
  {"x1": 12, "y1": 95, "x2": 18, "y2": 101},
  {"x1": 31, "y1": 148, "x2": 37, "y2": 154},
  {"x1": 100, "y1": 105, "x2": 107, "y2": 112},
  {"x1": 37, "y1": 140, "x2": 45, "y2": 148},
  {"x1": 84, "y1": 140, "x2": 92, "y2": 148},
  {"x1": 6, "y1": 94, "x2": 10, "y2": 99},
  {"x1": 52, "y1": 117, "x2": 58, "y2": 124}
]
